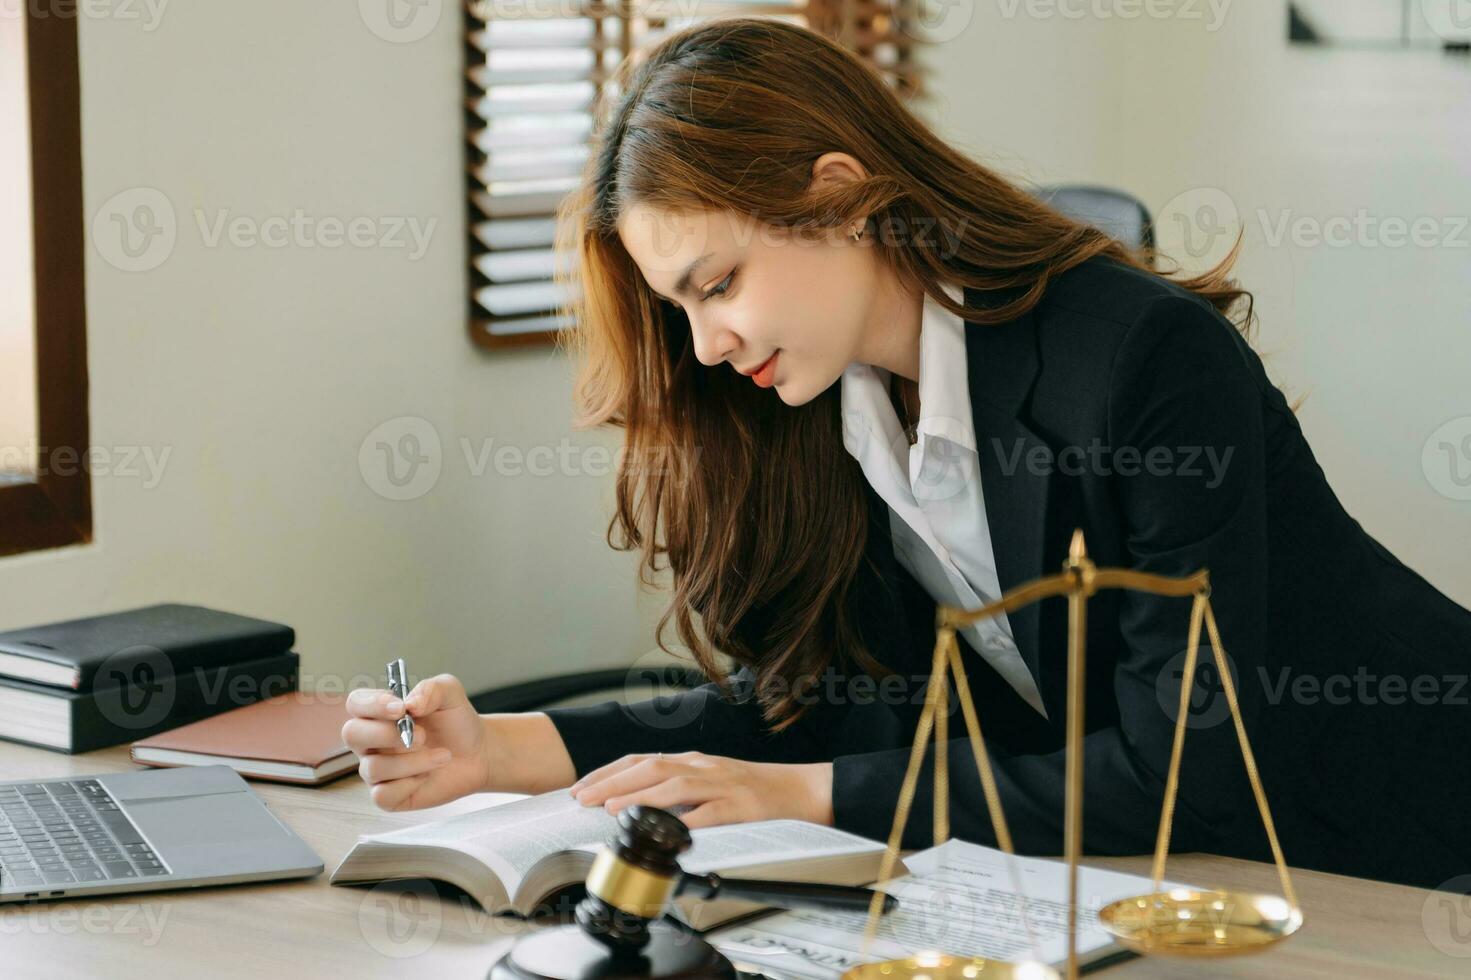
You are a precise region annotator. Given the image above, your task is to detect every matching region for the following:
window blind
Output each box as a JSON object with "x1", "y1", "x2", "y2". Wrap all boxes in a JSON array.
[{"x1": 464, "y1": 0, "x2": 926, "y2": 349}]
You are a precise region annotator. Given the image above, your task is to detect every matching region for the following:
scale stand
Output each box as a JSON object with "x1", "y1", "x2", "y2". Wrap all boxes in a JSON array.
[{"x1": 841, "y1": 530, "x2": 1302, "y2": 980}]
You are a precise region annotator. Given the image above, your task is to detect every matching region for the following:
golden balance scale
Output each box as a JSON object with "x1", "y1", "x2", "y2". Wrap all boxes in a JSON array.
[{"x1": 840, "y1": 530, "x2": 1302, "y2": 980}]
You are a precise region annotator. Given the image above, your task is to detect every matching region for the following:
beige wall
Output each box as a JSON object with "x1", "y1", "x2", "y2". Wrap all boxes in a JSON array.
[
  {"x1": 1, "y1": 4, "x2": 1464, "y2": 691},
  {"x1": 921, "y1": 2, "x2": 1470, "y2": 607},
  {"x1": 1, "y1": 12, "x2": 36, "y2": 474},
  {"x1": 0, "y1": 3, "x2": 665, "y2": 695}
]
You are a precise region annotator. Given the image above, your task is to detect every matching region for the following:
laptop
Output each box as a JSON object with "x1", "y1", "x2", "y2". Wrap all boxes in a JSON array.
[{"x1": 0, "y1": 764, "x2": 323, "y2": 902}]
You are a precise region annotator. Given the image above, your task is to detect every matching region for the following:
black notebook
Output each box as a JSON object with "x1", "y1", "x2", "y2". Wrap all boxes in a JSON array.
[
  {"x1": 0, "y1": 604, "x2": 295, "y2": 691},
  {"x1": 0, "y1": 649, "x2": 301, "y2": 753}
]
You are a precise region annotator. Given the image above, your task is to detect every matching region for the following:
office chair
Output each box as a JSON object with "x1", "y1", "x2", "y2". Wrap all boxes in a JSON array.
[
  {"x1": 468, "y1": 182, "x2": 1155, "y2": 714},
  {"x1": 1033, "y1": 182, "x2": 1155, "y2": 253},
  {"x1": 470, "y1": 663, "x2": 706, "y2": 714}
]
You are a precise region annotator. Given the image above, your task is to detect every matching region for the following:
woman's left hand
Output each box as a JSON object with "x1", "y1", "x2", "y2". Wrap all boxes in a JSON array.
[{"x1": 568, "y1": 752, "x2": 834, "y2": 830}]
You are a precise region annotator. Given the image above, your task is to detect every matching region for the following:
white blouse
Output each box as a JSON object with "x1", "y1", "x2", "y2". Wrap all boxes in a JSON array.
[{"x1": 839, "y1": 280, "x2": 1047, "y2": 717}]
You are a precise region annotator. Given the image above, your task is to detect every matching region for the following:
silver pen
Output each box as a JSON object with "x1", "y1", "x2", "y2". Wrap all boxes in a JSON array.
[{"x1": 386, "y1": 658, "x2": 414, "y2": 748}]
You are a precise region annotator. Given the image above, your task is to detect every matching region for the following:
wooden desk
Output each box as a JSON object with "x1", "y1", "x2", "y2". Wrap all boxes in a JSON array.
[{"x1": 1, "y1": 739, "x2": 1462, "y2": 978}]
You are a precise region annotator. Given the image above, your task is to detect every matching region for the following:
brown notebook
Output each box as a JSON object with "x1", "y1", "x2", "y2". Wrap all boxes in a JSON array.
[{"x1": 130, "y1": 691, "x2": 357, "y2": 785}]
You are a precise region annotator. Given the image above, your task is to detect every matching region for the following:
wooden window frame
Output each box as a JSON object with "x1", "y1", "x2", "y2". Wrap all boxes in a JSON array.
[
  {"x1": 0, "y1": 10, "x2": 91, "y2": 558},
  {"x1": 464, "y1": 3, "x2": 925, "y2": 352}
]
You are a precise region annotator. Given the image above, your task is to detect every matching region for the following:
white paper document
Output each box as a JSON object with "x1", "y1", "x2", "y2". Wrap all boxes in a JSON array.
[{"x1": 708, "y1": 839, "x2": 1186, "y2": 979}]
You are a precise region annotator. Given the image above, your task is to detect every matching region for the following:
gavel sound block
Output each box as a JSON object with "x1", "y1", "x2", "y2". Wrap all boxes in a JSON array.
[{"x1": 489, "y1": 805, "x2": 735, "y2": 979}]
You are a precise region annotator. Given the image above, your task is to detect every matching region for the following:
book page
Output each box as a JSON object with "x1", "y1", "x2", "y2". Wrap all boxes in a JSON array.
[
  {"x1": 347, "y1": 791, "x2": 888, "y2": 917},
  {"x1": 362, "y1": 789, "x2": 618, "y2": 892},
  {"x1": 363, "y1": 793, "x2": 880, "y2": 879},
  {"x1": 682, "y1": 820, "x2": 884, "y2": 873},
  {"x1": 709, "y1": 839, "x2": 1187, "y2": 979}
]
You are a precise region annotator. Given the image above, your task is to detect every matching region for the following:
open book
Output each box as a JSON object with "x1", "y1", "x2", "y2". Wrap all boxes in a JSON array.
[
  {"x1": 709, "y1": 839, "x2": 1190, "y2": 978},
  {"x1": 329, "y1": 788, "x2": 892, "y2": 932}
]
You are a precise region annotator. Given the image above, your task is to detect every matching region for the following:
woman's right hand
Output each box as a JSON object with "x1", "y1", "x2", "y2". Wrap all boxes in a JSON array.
[{"x1": 341, "y1": 673, "x2": 490, "y2": 811}]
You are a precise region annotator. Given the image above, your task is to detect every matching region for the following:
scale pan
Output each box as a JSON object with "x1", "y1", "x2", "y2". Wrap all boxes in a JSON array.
[
  {"x1": 841, "y1": 954, "x2": 1060, "y2": 979},
  {"x1": 1098, "y1": 889, "x2": 1302, "y2": 956}
]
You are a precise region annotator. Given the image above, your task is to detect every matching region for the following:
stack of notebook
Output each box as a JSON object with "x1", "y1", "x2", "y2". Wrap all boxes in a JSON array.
[
  {"x1": 0, "y1": 604, "x2": 299, "y2": 754},
  {"x1": 131, "y1": 691, "x2": 358, "y2": 785}
]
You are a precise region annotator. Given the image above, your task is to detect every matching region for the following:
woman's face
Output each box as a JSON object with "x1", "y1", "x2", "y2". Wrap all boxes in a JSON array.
[{"x1": 616, "y1": 197, "x2": 888, "y2": 407}]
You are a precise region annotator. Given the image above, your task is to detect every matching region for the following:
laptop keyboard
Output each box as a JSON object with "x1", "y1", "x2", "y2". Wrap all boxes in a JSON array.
[{"x1": 0, "y1": 779, "x2": 169, "y2": 890}]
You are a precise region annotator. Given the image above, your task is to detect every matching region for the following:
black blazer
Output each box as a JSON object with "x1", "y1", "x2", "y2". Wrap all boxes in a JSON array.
[{"x1": 544, "y1": 255, "x2": 1471, "y2": 890}]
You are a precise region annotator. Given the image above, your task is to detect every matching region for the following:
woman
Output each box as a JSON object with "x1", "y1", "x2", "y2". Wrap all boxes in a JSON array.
[{"x1": 342, "y1": 19, "x2": 1471, "y2": 891}]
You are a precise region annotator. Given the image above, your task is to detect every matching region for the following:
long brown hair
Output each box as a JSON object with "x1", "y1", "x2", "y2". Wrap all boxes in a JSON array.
[{"x1": 553, "y1": 17, "x2": 1255, "y2": 731}]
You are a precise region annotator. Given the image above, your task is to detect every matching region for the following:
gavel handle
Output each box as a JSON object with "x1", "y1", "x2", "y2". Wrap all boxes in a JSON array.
[{"x1": 675, "y1": 870, "x2": 900, "y2": 915}]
